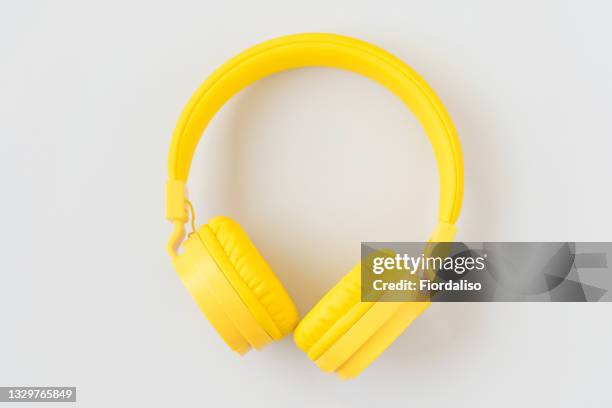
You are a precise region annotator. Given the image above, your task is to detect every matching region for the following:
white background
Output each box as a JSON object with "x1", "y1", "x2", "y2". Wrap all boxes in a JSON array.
[{"x1": 2, "y1": 0, "x2": 612, "y2": 406}]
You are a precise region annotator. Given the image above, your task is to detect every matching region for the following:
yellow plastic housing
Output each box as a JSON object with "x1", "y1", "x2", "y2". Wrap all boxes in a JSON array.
[
  {"x1": 173, "y1": 233, "x2": 273, "y2": 353},
  {"x1": 166, "y1": 33, "x2": 464, "y2": 379}
]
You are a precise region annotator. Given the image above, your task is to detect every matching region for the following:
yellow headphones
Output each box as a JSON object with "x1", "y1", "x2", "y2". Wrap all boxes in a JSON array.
[{"x1": 165, "y1": 33, "x2": 464, "y2": 379}]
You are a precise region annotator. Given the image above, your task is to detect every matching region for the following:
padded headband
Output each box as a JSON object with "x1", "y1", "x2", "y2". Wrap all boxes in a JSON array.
[{"x1": 167, "y1": 33, "x2": 463, "y2": 226}]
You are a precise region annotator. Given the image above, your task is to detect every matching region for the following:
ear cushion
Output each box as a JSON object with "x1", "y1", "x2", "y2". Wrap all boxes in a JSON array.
[
  {"x1": 294, "y1": 264, "x2": 374, "y2": 360},
  {"x1": 200, "y1": 216, "x2": 298, "y2": 339}
]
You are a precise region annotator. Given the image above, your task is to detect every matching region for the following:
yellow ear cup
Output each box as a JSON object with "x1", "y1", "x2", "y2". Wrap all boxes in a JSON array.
[
  {"x1": 198, "y1": 216, "x2": 299, "y2": 340},
  {"x1": 331, "y1": 301, "x2": 430, "y2": 379},
  {"x1": 294, "y1": 263, "x2": 429, "y2": 378},
  {"x1": 173, "y1": 232, "x2": 272, "y2": 354}
]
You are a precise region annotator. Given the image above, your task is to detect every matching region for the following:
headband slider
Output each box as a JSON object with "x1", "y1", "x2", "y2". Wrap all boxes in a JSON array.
[{"x1": 166, "y1": 180, "x2": 189, "y2": 223}]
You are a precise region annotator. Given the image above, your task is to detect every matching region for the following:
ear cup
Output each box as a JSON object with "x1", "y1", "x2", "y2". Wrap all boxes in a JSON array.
[
  {"x1": 198, "y1": 216, "x2": 299, "y2": 339},
  {"x1": 294, "y1": 263, "x2": 428, "y2": 378},
  {"x1": 294, "y1": 264, "x2": 374, "y2": 360}
]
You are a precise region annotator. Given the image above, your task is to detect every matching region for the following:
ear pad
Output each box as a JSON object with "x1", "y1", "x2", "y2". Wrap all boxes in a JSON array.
[
  {"x1": 198, "y1": 216, "x2": 298, "y2": 339},
  {"x1": 294, "y1": 264, "x2": 374, "y2": 360}
]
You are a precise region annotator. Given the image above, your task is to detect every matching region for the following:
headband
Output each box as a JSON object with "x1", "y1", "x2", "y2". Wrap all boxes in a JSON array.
[{"x1": 166, "y1": 33, "x2": 463, "y2": 253}]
